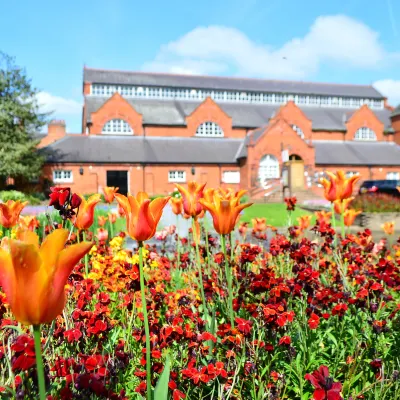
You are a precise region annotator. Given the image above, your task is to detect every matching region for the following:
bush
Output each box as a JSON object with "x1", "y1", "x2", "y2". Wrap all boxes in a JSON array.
[
  {"x1": 0, "y1": 190, "x2": 43, "y2": 205},
  {"x1": 352, "y1": 194, "x2": 400, "y2": 213}
]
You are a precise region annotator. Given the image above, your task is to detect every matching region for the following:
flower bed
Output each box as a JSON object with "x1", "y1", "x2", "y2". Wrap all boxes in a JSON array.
[{"x1": 0, "y1": 179, "x2": 400, "y2": 399}]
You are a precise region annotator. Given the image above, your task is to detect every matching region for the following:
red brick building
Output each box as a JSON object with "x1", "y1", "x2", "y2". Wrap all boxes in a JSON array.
[{"x1": 40, "y1": 68, "x2": 400, "y2": 199}]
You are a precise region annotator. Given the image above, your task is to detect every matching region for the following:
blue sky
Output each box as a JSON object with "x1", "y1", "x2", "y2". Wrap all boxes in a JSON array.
[{"x1": 1, "y1": 0, "x2": 399, "y2": 132}]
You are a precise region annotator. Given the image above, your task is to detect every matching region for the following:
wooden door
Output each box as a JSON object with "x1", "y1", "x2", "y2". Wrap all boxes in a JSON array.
[{"x1": 290, "y1": 161, "x2": 304, "y2": 190}]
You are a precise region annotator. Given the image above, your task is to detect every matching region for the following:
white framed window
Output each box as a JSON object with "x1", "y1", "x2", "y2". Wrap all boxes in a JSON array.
[
  {"x1": 222, "y1": 171, "x2": 240, "y2": 184},
  {"x1": 354, "y1": 127, "x2": 377, "y2": 141},
  {"x1": 386, "y1": 172, "x2": 399, "y2": 180},
  {"x1": 195, "y1": 122, "x2": 224, "y2": 137},
  {"x1": 292, "y1": 124, "x2": 305, "y2": 139},
  {"x1": 168, "y1": 170, "x2": 186, "y2": 183},
  {"x1": 102, "y1": 119, "x2": 133, "y2": 135},
  {"x1": 259, "y1": 154, "x2": 280, "y2": 187},
  {"x1": 53, "y1": 170, "x2": 73, "y2": 183},
  {"x1": 346, "y1": 171, "x2": 359, "y2": 178}
]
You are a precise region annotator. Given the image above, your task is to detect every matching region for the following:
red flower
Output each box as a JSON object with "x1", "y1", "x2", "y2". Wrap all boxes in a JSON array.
[
  {"x1": 11, "y1": 335, "x2": 36, "y2": 371},
  {"x1": 235, "y1": 317, "x2": 252, "y2": 335},
  {"x1": 279, "y1": 336, "x2": 291, "y2": 346},
  {"x1": 305, "y1": 365, "x2": 343, "y2": 400},
  {"x1": 284, "y1": 196, "x2": 297, "y2": 211},
  {"x1": 308, "y1": 313, "x2": 320, "y2": 329},
  {"x1": 64, "y1": 328, "x2": 83, "y2": 343},
  {"x1": 331, "y1": 303, "x2": 348, "y2": 317}
]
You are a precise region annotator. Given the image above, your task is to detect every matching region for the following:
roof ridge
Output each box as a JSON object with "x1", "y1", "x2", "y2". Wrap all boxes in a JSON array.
[{"x1": 84, "y1": 66, "x2": 378, "y2": 89}]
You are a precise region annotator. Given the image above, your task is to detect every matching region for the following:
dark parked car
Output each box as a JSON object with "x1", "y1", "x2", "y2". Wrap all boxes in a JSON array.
[{"x1": 359, "y1": 180, "x2": 400, "y2": 197}]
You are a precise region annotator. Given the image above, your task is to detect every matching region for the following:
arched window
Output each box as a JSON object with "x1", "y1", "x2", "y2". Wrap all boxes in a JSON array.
[
  {"x1": 195, "y1": 122, "x2": 224, "y2": 137},
  {"x1": 354, "y1": 127, "x2": 376, "y2": 141},
  {"x1": 259, "y1": 155, "x2": 280, "y2": 186},
  {"x1": 102, "y1": 119, "x2": 133, "y2": 134},
  {"x1": 292, "y1": 124, "x2": 305, "y2": 139}
]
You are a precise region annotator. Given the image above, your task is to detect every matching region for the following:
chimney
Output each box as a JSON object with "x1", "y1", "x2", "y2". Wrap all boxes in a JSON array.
[
  {"x1": 38, "y1": 120, "x2": 66, "y2": 148},
  {"x1": 48, "y1": 120, "x2": 66, "y2": 138}
]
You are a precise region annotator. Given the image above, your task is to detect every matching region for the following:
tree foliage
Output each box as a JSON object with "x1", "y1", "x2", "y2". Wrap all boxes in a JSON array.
[{"x1": 0, "y1": 52, "x2": 48, "y2": 181}]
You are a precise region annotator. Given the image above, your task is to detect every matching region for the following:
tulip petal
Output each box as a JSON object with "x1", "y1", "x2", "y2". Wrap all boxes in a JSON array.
[
  {"x1": 39, "y1": 229, "x2": 69, "y2": 274},
  {"x1": 0, "y1": 248, "x2": 15, "y2": 308},
  {"x1": 42, "y1": 241, "x2": 94, "y2": 323},
  {"x1": 134, "y1": 199, "x2": 154, "y2": 242},
  {"x1": 136, "y1": 192, "x2": 149, "y2": 204},
  {"x1": 9, "y1": 240, "x2": 45, "y2": 325},
  {"x1": 115, "y1": 193, "x2": 131, "y2": 214},
  {"x1": 16, "y1": 230, "x2": 40, "y2": 249},
  {"x1": 150, "y1": 197, "x2": 171, "y2": 226}
]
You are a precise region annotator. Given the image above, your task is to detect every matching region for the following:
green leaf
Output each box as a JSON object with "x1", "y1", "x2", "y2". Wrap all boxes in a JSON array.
[{"x1": 154, "y1": 355, "x2": 171, "y2": 400}]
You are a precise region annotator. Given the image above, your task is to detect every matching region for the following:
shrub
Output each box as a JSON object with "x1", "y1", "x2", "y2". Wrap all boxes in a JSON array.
[
  {"x1": 0, "y1": 190, "x2": 43, "y2": 205},
  {"x1": 352, "y1": 194, "x2": 400, "y2": 213}
]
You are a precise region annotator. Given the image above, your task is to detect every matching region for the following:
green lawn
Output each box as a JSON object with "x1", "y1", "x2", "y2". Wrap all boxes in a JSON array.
[{"x1": 240, "y1": 203, "x2": 315, "y2": 227}]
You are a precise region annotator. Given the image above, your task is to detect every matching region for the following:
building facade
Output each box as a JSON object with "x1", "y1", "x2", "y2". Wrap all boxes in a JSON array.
[{"x1": 40, "y1": 68, "x2": 400, "y2": 199}]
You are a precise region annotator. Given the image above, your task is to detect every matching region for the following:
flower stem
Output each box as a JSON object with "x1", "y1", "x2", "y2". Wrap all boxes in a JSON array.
[
  {"x1": 32, "y1": 325, "x2": 46, "y2": 400},
  {"x1": 176, "y1": 215, "x2": 180, "y2": 269},
  {"x1": 192, "y1": 218, "x2": 208, "y2": 319},
  {"x1": 221, "y1": 234, "x2": 234, "y2": 327},
  {"x1": 330, "y1": 202, "x2": 337, "y2": 247},
  {"x1": 82, "y1": 230, "x2": 89, "y2": 277},
  {"x1": 340, "y1": 204, "x2": 345, "y2": 238},
  {"x1": 138, "y1": 242, "x2": 152, "y2": 400}
]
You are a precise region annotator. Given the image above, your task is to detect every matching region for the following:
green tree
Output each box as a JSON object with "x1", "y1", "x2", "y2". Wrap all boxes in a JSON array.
[{"x1": 0, "y1": 51, "x2": 48, "y2": 183}]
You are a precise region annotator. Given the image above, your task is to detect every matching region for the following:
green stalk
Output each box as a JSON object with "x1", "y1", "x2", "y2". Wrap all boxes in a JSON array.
[
  {"x1": 330, "y1": 202, "x2": 337, "y2": 247},
  {"x1": 192, "y1": 218, "x2": 208, "y2": 319},
  {"x1": 33, "y1": 325, "x2": 46, "y2": 400},
  {"x1": 340, "y1": 203, "x2": 345, "y2": 238},
  {"x1": 109, "y1": 204, "x2": 114, "y2": 239},
  {"x1": 176, "y1": 215, "x2": 180, "y2": 269},
  {"x1": 82, "y1": 231, "x2": 89, "y2": 277},
  {"x1": 204, "y1": 221, "x2": 211, "y2": 275},
  {"x1": 138, "y1": 242, "x2": 152, "y2": 400},
  {"x1": 221, "y1": 234, "x2": 234, "y2": 327}
]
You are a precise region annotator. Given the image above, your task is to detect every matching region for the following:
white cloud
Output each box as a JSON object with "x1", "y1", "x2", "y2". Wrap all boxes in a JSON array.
[
  {"x1": 144, "y1": 15, "x2": 398, "y2": 79},
  {"x1": 36, "y1": 92, "x2": 82, "y2": 115},
  {"x1": 373, "y1": 80, "x2": 400, "y2": 107}
]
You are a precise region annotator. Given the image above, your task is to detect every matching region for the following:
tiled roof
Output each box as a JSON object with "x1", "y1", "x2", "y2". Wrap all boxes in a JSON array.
[
  {"x1": 392, "y1": 105, "x2": 400, "y2": 117},
  {"x1": 84, "y1": 68, "x2": 384, "y2": 98},
  {"x1": 314, "y1": 141, "x2": 400, "y2": 166},
  {"x1": 43, "y1": 135, "x2": 242, "y2": 164},
  {"x1": 85, "y1": 97, "x2": 393, "y2": 131}
]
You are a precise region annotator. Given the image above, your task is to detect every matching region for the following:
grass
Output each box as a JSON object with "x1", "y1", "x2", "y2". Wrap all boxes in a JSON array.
[{"x1": 240, "y1": 202, "x2": 315, "y2": 227}]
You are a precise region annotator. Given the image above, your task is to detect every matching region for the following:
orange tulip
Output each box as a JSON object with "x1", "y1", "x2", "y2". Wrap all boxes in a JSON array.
[
  {"x1": 97, "y1": 215, "x2": 107, "y2": 227},
  {"x1": 383, "y1": 221, "x2": 395, "y2": 235},
  {"x1": 297, "y1": 215, "x2": 312, "y2": 231},
  {"x1": 199, "y1": 192, "x2": 252, "y2": 235},
  {"x1": 203, "y1": 188, "x2": 216, "y2": 203},
  {"x1": 320, "y1": 170, "x2": 359, "y2": 202},
  {"x1": 315, "y1": 210, "x2": 332, "y2": 224},
  {"x1": 0, "y1": 229, "x2": 92, "y2": 325},
  {"x1": 18, "y1": 215, "x2": 40, "y2": 231},
  {"x1": 74, "y1": 194, "x2": 102, "y2": 230},
  {"x1": 115, "y1": 192, "x2": 170, "y2": 242},
  {"x1": 252, "y1": 218, "x2": 268, "y2": 233},
  {"x1": 108, "y1": 213, "x2": 117, "y2": 224},
  {"x1": 103, "y1": 186, "x2": 119, "y2": 204},
  {"x1": 343, "y1": 209, "x2": 362, "y2": 227},
  {"x1": 175, "y1": 181, "x2": 206, "y2": 218},
  {"x1": 170, "y1": 197, "x2": 183, "y2": 216},
  {"x1": 238, "y1": 222, "x2": 249, "y2": 238},
  {"x1": 333, "y1": 197, "x2": 354, "y2": 214},
  {"x1": 0, "y1": 200, "x2": 28, "y2": 228}
]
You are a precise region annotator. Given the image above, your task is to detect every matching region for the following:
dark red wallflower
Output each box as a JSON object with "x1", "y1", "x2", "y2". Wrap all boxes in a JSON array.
[
  {"x1": 284, "y1": 196, "x2": 297, "y2": 211},
  {"x1": 11, "y1": 335, "x2": 36, "y2": 372},
  {"x1": 235, "y1": 317, "x2": 252, "y2": 335},
  {"x1": 279, "y1": 336, "x2": 291, "y2": 346},
  {"x1": 308, "y1": 313, "x2": 320, "y2": 329},
  {"x1": 49, "y1": 186, "x2": 81, "y2": 220},
  {"x1": 305, "y1": 365, "x2": 343, "y2": 400}
]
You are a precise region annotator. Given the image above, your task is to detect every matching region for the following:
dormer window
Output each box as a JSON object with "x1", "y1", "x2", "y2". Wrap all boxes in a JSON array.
[
  {"x1": 195, "y1": 122, "x2": 224, "y2": 137},
  {"x1": 292, "y1": 124, "x2": 305, "y2": 139},
  {"x1": 354, "y1": 127, "x2": 376, "y2": 141},
  {"x1": 102, "y1": 119, "x2": 133, "y2": 135}
]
